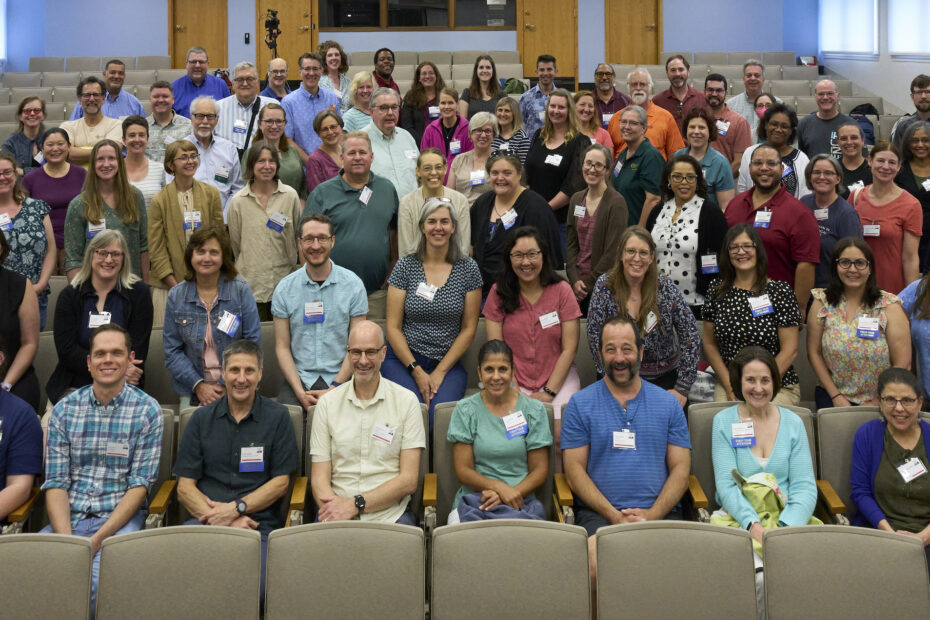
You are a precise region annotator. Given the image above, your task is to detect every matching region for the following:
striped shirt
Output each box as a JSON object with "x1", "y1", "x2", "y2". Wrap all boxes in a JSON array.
[
  {"x1": 42, "y1": 383, "x2": 163, "y2": 527},
  {"x1": 214, "y1": 95, "x2": 277, "y2": 151}
]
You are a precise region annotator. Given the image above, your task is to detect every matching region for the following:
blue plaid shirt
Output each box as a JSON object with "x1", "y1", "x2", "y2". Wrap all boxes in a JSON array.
[{"x1": 42, "y1": 383, "x2": 163, "y2": 526}]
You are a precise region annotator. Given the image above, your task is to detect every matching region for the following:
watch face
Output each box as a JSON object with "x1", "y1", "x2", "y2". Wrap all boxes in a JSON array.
[{"x1": 237, "y1": 500, "x2": 247, "y2": 514}]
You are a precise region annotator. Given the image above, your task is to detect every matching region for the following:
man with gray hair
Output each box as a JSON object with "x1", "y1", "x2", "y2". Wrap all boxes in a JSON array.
[
  {"x1": 216, "y1": 61, "x2": 277, "y2": 156},
  {"x1": 180, "y1": 95, "x2": 243, "y2": 219},
  {"x1": 69, "y1": 59, "x2": 145, "y2": 120},
  {"x1": 171, "y1": 46, "x2": 231, "y2": 118},
  {"x1": 261, "y1": 58, "x2": 291, "y2": 101},
  {"x1": 797, "y1": 79, "x2": 853, "y2": 158},
  {"x1": 282, "y1": 52, "x2": 342, "y2": 165},
  {"x1": 363, "y1": 87, "x2": 419, "y2": 197},
  {"x1": 607, "y1": 67, "x2": 684, "y2": 160},
  {"x1": 725, "y1": 59, "x2": 783, "y2": 133}
]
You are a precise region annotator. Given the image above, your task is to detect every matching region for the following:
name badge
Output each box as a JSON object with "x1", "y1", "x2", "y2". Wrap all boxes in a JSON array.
[
  {"x1": 863, "y1": 224, "x2": 881, "y2": 237},
  {"x1": 105, "y1": 441, "x2": 130, "y2": 458},
  {"x1": 544, "y1": 154, "x2": 563, "y2": 167},
  {"x1": 731, "y1": 421, "x2": 756, "y2": 448},
  {"x1": 857, "y1": 316, "x2": 879, "y2": 339},
  {"x1": 754, "y1": 210, "x2": 772, "y2": 229},
  {"x1": 233, "y1": 119, "x2": 248, "y2": 135},
  {"x1": 498, "y1": 142, "x2": 510, "y2": 151},
  {"x1": 573, "y1": 205, "x2": 586, "y2": 218},
  {"x1": 217, "y1": 310, "x2": 241, "y2": 337},
  {"x1": 701, "y1": 254, "x2": 719, "y2": 274},
  {"x1": 781, "y1": 165, "x2": 793, "y2": 179},
  {"x1": 469, "y1": 169, "x2": 486, "y2": 186},
  {"x1": 716, "y1": 119, "x2": 730, "y2": 136},
  {"x1": 0, "y1": 213, "x2": 12, "y2": 231},
  {"x1": 613, "y1": 429, "x2": 636, "y2": 450},
  {"x1": 215, "y1": 165, "x2": 230, "y2": 184},
  {"x1": 428, "y1": 106, "x2": 440, "y2": 118},
  {"x1": 33, "y1": 151, "x2": 45, "y2": 165},
  {"x1": 239, "y1": 446, "x2": 264, "y2": 472},
  {"x1": 415, "y1": 281, "x2": 438, "y2": 301},
  {"x1": 449, "y1": 140, "x2": 462, "y2": 155},
  {"x1": 814, "y1": 208, "x2": 829, "y2": 221},
  {"x1": 849, "y1": 180, "x2": 865, "y2": 191},
  {"x1": 537, "y1": 110, "x2": 545, "y2": 121},
  {"x1": 602, "y1": 113, "x2": 613, "y2": 126},
  {"x1": 898, "y1": 457, "x2": 928, "y2": 483},
  {"x1": 748, "y1": 294, "x2": 775, "y2": 317},
  {"x1": 613, "y1": 159, "x2": 623, "y2": 176},
  {"x1": 503, "y1": 411, "x2": 529, "y2": 439},
  {"x1": 88, "y1": 311, "x2": 112, "y2": 328},
  {"x1": 266, "y1": 211, "x2": 288, "y2": 233},
  {"x1": 304, "y1": 301, "x2": 324, "y2": 323},
  {"x1": 359, "y1": 186, "x2": 373, "y2": 205},
  {"x1": 404, "y1": 149, "x2": 418, "y2": 159},
  {"x1": 590, "y1": 137, "x2": 597, "y2": 144},
  {"x1": 645, "y1": 311, "x2": 658, "y2": 333},
  {"x1": 184, "y1": 210, "x2": 202, "y2": 230},
  {"x1": 539, "y1": 311, "x2": 559, "y2": 329},
  {"x1": 371, "y1": 424, "x2": 395, "y2": 445},
  {"x1": 87, "y1": 219, "x2": 106, "y2": 238},
  {"x1": 500, "y1": 208, "x2": 517, "y2": 230},
  {"x1": 923, "y1": 178, "x2": 930, "y2": 192}
]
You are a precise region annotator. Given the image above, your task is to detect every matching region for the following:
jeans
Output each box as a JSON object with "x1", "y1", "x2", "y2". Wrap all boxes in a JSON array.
[{"x1": 379, "y1": 343, "x2": 467, "y2": 431}]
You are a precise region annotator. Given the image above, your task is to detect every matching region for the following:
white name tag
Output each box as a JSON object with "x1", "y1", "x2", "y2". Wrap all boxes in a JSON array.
[
  {"x1": 613, "y1": 429, "x2": 636, "y2": 450},
  {"x1": 87, "y1": 219, "x2": 106, "y2": 238},
  {"x1": 233, "y1": 119, "x2": 248, "y2": 135},
  {"x1": 498, "y1": 142, "x2": 510, "y2": 151},
  {"x1": 814, "y1": 208, "x2": 829, "y2": 221},
  {"x1": 214, "y1": 165, "x2": 230, "y2": 184},
  {"x1": 0, "y1": 213, "x2": 11, "y2": 231},
  {"x1": 644, "y1": 311, "x2": 658, "y2": 333},
  {"x1": 240, "y1": 446, "x2": 264, "y2": 472},
  {"x1": 449, "y1": 140, "x2": 462, "y2": 155},
  {"x1": 359, "y1": 186, "x2": 373, "y2": 205},
  {"x1": 748, "y1": 294, "x2": 774, "y2": 317},
  {"x1": 428, "y1": 106, "x2": 440, "y2": 118},
  {"x1": 415, "y1": 281, "x2": 438, "y2": 301},
  {"x1": 898, "y1": 457, "x2": 928, "y2": 483},
  {"x1": 469, "y1": 169, "x2": 486, "y2": 186},
  {"x1": 613, "y1": 159, "x2": 623, "y2": 176},
  {"x1": 217, "y1": 310, "x2": 241, "y2": 337},
  {"x1": 404, "y1": 149, "x2": 418, "y2": 159},
  {"x1": 573, "y1": 205, "x2": 586, "y2": 218},
  {"x1": 537, "y1": 111, "x2": 545, "y2": 121},
  {"x1": 503, "y1": 410, "x2": 529, "y2": 439},
  {"x1": 701, "y1": 254, "x2": 719, "y2": 274},
  {"x1": 857, "y1": 316, "x2": 879, "y2": 339},
  {"x1": 923, "y1": 178, "x2": 930, "y2": 192},
  {"x1": 266, "y1": 211, "x2": 288, "y2": 233},
  {"x1": 544, "y1": 154, "x2": 563, "y2": 166},
  {"x1": 105, "y1": 441, "x2": 130, "y2": 457},
  {"x1": 184, "y1": 210, "x2": 202, "y2": 230},
  {"x1": 304, "y1": 301, "x2": 324, "y2": 323},
  {"x1": 754, "y1": 210, "x2": 772, "y2": 229},
  {"x1": 500, "y1": 208, "x2": 517, "y2": 229},
  {"x1": 731, "y1": 421, "x2": 756, "y2": 447},
  {"x1": 88, "y1": 311, "x2": 112, "y2": 328},
  {"x1": 539, "y1": 311, "x2": 559, "y2": 329},
  {"x1": 602, "y1": 113, "x2": 613, "y2": 126},
  {"x1": 371, "y1": 424, "x2": 396, "y2": 445},
  {"x1": 781, "y1": 165, "x2": 793, "y2": 179},
  {"x1": 33, "y1": 151, "x2": 45, "y2": 165},
  {"x1": 849, "y1": 180, "x2": 865, "y2": 191},
  {"x1": 716, "y1": 119, "x2": 730, "y2": 136},
  {"x1": 863, "y1": 224, "x2": 881, "y2": 237}
]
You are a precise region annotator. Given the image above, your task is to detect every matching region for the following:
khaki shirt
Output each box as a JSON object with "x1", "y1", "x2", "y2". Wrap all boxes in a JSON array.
[
  {"x1": 60, "y1": 117, "x2": 123, "y2": 150},
  {"x1": 397, "y1": 186, "x2": 471, "y2": 258}
]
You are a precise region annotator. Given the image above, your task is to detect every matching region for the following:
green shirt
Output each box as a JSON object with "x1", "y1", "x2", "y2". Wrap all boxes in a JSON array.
[
  {"x1": 611, "y1": 137, "x2": 665, "y2": 226},
  {"x1": 63, "y1": 189, "x2": 148, "y2": 276},
  {"x1": 240, "y1": 146, "x2": 307, "y2": 200},
  {"x1": 874, "y1": 428, "x2": 930, "y2": 533}
]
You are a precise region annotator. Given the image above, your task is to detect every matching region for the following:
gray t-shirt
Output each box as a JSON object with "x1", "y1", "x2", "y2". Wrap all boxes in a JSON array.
[{"x1": 797, "y1": 112, "x2": 853, "y2": 159}]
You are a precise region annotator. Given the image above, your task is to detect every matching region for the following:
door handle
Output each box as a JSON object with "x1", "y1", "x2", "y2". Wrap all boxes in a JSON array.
[
  {"x1": 298, "y1": 25, "x2": 309, "y2": 32},
  {"x1": 175, "y1": 24, "x2": 185, "y2": 32},
  {"x1": 525, "y1": 24, "x2": 535, "y2": 31},
  {"x1": 645, "y1": 24, "x2": 657, "y2": 31}
]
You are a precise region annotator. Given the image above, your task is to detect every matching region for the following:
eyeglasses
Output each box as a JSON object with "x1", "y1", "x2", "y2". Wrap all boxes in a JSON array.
[
  {"x1": 911, "y1": 136, "x2": 930, "y2": 144},
  {"x1": 187, "y1": 60, "x2": 208, "y2": 66},
  {"x1": 81, "y1": 92, "x2": 103, "y2": 99},
  {"x1": 811, "y1": 170, "x2": 838, "y2": 177},
  {"x1": 419, "y1": 165, "x2": 445, "y2": 173},
  {"x1": 94, "y1": 249, "x2": 124, "y2": 260},
  {"x1": 471, "y1": 128, "x2": 494, "y2": 136},
  {"x1": 347, "y1": 347, "x2": 383, "y2": 359},
  {"x1": 318, "y1": 124, "x2": 342, "y2": 134},
  {"x1": 728, "y1": 242, "x2": 756, "y2": 254},
  {"x1": 174, "y1": 154, "x2": 199, "y2": 163},
  {"x1": 261, "y1": 118, "x2": 286, "y2": 126},
  {"x1": 375, "y1": 105, "x2": 400, "y2": 113},
  {"x1": 583, "y1": 161, "x2": 607, "y2": 172},
  {"x1": 0, "y1": 169, "x2": 16, "y2": 178},
  {"x1": 912, "y1": 89, "x2": 930, "y2": 97},
  {"x1": 300, "y1": 234, "x2": 333, "y2": 245},
  {"x1": 815, "y1": 91, "x2": 838, "y2": 98},
  {"x1": 269, "y1": 69, "x2": 288, "y2": 76},
  {"x1": 705, "y1": 87, "x2": 726, "y2": 94},
  {"x1": 510, "y1": 250, "x2": 542, "y2": 261},
  {"x1": 670, "y1": 173, "x2": 698, "y2": 183},
  {"x1": 836, "y1": 258, "x2": 869, "y2": 270},
  {"x1": 22, "y1": 108, "x2": 44, "y2": 116},
  {"x1": 619, "y1": 120, "x2": 642, "y2": 127},
  {"x1": 880, "y1": 396, "x2": 919, "y2": 408},
  {"x1": 623, "y1": 248, "x2": 652, "y2": 259},
  {"x1": 233, "y1": 76, "x2": 257, "y2": 84},
  {"x1": 191, "y1": 113, "x2": 218, "y2": 121},
  {"x1": 594, "y1": 71, "x2": 614, "y2": 78}
]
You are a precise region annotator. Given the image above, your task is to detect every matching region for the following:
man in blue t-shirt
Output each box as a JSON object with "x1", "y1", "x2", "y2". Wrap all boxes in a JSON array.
[
  {"x1": 561, "y1": 315, "x2": 691, "y2": 597},
  {"x1": 0, "y1": 342, "x2": 43, "y2": 526}
]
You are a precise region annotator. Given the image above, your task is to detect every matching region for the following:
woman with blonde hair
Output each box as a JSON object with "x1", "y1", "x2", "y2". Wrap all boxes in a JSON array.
[
  {"x1": 491, "y1": 96, "x2": 530, "y2": 162},
  {"x1": 572, "y1": 90, "x2": 613, "y2": 149},
  {"x1": 343, "y1": 71, "x2": 377, "y2": 131}
]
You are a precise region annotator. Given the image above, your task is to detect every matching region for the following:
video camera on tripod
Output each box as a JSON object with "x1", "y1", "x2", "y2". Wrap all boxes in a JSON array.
[{"x1": 264, "y1": 9, "x2": 281, "y2": 56}]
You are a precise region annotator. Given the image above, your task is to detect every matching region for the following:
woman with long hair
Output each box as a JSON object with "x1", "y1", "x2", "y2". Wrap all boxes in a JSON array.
[
  {"x1": 246, "y1": 102, "x2": 308, "y2": 198},
  {"x1": 318, "y1": 40, "x2": 351, "y2": 112},
  {"x1": 1, "y1": 96, "x2": 46, "y2": 175},
  {"x1": 401, "y1": 61, "x2": 447, "y2": 145},
  {"x1": 457, "y1": 55, "x2": 502, "y2": 120}
]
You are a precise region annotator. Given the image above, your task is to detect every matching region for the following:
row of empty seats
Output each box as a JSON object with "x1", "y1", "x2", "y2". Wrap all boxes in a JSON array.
[
  {"x1": 661, "y1": 50, "x2": 799, "y2": 66},
  {"x1": 1, "y1": 69, "x2": 188, "y2": 88},
  {"x1": 29, "y1": 56, "x2": 173, "y2": 72},
  {"x1": 613, "y1": 63, "x2": 820, "y2": 83},
  {"x1": 0, "y1": 84, "x2": 164, "y2": 105},
  {"x1": 4, "y1": 521, "x2": 928, "y2": 619}
]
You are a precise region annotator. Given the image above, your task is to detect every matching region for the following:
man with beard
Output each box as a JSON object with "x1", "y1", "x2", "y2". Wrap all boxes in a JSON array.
[
  {"x1": 704, "y1": 73, "x2": 752, "y2": 176},
  {"x1": 725, "y1": 143, "x2": 820, "y2": 314},
  {"x1": 652, "y1": 55, "x2": 706, "y2": 138},
  {"x1": 60, "y1": 76, "x2": 123, "y2": 166},
  {"x1": 607, "y1": 67, "x2": 684, "y2": 160},
  {"x1": 272, "y1": 213, "x2": 368, "y2": 410},
  {"x1": 592, "y1": 63, "x2": 631, "y2": 129},
  {"x1": 520, "y1": 54, "x2": 559, "y2": 137},
  {"x1": 180, "y1": 95, "x2": 244, "y2": 219},
  {"x1": 890, "y1": 74, "x2": 930, "y2": 153},
  {"x1": 69, "y1": 59, "x2": 145, "y2": 120}
]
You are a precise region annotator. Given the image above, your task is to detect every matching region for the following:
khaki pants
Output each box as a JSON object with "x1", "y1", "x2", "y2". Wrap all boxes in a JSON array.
[
  {"x1": 713, "y1": 381, "x2": 801, "y2": 406},
  {"x1": 367, "y1": 290, "x2": 387, "y2": 321}
]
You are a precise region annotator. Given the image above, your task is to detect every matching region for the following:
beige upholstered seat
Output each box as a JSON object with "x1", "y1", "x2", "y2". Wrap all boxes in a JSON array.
[{"x1": 0, "y1": 534, "x2": 93, "y2": 619}]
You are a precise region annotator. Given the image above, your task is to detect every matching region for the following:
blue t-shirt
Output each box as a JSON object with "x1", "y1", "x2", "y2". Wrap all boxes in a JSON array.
[
  {"x1": 800, "y1": 194, "x2": 863, "y2": 288},
  {"x1": 561, "y1": 379, "x2": 691, "y2": 511},
  {"x1": 0, "y1": 390, "x2": 43, "y2": 497},
  {"x1": 899, "y1": 279, "x2": 930, "y2": 398}
]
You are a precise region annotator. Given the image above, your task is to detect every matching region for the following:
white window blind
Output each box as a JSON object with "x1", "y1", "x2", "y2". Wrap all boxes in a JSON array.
[
  {"x1": 889, "y1": 0, "x2": 930, "y2": 55},
  {"x1": 820, "y1": 0, "x2": 878, "y2": 55}
]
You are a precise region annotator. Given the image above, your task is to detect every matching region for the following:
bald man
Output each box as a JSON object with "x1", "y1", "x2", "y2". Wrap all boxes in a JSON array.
[
  {"x1": 797, "y1": 79, "x2": 854, "y2": 159},
  {"x1": 260, "y1": 58, "x2": 291, "y2": 101}
]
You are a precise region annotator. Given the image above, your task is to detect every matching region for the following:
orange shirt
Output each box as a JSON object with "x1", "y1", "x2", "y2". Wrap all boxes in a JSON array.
[{"x1": 608, "y1": 102, "x2": 684, "y2": 161}]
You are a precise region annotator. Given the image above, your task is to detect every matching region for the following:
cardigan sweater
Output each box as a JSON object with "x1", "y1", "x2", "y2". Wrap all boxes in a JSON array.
[{"x1": 565, "y1": 184, "x2": 628, "y2": 291}]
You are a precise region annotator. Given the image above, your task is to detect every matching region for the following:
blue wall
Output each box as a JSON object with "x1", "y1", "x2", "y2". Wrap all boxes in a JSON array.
[{"x1": 7, "y1": 0, "x2": 46, "y2": 71}]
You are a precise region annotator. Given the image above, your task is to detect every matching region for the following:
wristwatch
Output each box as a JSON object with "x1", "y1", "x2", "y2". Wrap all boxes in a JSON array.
[
  {"x1": 236, "y1": 499, "x2": 248, "y2": 515},
  {"x1": 354, "y1": 494, "x2": 366, "y2": 516},
  {"x1": 542, "y1": 386, "x2": 557, "y2": 398},
  {"x1": 406, "y1": 361, "x2": 419, "y2": 374}
]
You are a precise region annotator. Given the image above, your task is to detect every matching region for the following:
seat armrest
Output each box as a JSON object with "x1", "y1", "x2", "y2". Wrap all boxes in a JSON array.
[
  {"x1": 422, "y1": 473, "x2": 437, "y2": 507},
  {"x1": 688, "y1": 475, "x2": 709, "y2": 509},
  {"x1": 290, "y1": 476, "x2": 308, "y2": 511},
  {"x1": 554, "y1": 473, "x2": 573, "y2": 506},
  {"x1": 816, "y1": 479, "x2": 846, "y2": 514},
  {"x1": 8, "y1": 487, "x2": 40, "y2": 523},
  {"x1": 148, "y1": 480, "x2": 177, "y2": 515}
]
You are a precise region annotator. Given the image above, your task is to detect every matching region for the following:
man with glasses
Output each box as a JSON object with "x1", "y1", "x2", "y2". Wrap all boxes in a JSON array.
[
  {"x1": 216, "y1": 61, "x2": 276, "y2": 157},
  {"x1": 171, "y1": 46, "x2": 230, "y2": 118},
  {"x1": 725, "y1": 143, "x2": 820, "y2": 313},
  {"x1": 607, "y1": 67, "x2": 684, "y2": 160},
  {"x1": 180, "y1": 95, "x2": 243, "y2": 219},
  {"x1": 363, "y1": 87, "x2": 419, "y2": 197},
  {"x1": 272, "y1": 213, "x2": 368, "y2": 410},
  {"x1": 652, "y1": 55, "x2": 706, "y2": 138},
  {"x1": 261, "y1": 58, "x2": 291, "y2": 101},
  {"x1": 704, "y1": 73, "x2": 752, "y2": 175},
  {"x1": 798, "y1": 79, "x2": 854, "y2": 159},
  {"x1": 891, "y1": 74, "x2": 930, "y2": 153},
  {"x1": 69, "y1": 59, "x2": 145, "y2": 120},
  {"x1": 310, "y1": 320, "x2": 425, "y2": 525},
  {"x1": 60, "y1": 76, "x2": 123, "y2": 165},
  {"x1": 282, "y1": 52, "x2": 342, "y2": 166},
  {"x1": 593, "y1": 63, "x2": 631, "y2": 129},
  {"x1": 145, "y1": 80, "x2": 192, "y2": 162}
]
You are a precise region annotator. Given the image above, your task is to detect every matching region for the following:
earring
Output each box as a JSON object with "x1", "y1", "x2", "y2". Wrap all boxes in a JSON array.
[{"x1": 477, "y1": 381, "x2": 485, "y2": 390}]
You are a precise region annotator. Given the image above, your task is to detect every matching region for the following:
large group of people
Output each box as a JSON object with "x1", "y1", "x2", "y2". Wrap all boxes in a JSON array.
[{"x1": 5, "y1": 42, "x2": 930, "y2": 617}]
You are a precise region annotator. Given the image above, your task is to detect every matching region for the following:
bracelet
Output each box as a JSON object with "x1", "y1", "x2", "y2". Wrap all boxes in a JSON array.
[
  {"x1": 0, "y1": 381, "x2": 11, "y2": 391},
  {"x1": 830, "y1": 393, "x2": 840, "y2": 400},
  {"x1": 542, "y1": 386, "x2": 557, "y2": 398},
  {"x1": 330, "y1": 381, "x2": 341, "y2": 388}
]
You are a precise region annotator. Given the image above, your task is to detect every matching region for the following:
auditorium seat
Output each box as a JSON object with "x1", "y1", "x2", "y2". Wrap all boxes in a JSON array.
[
  {"x1": 29, "y1": 57, "x2": 66, "y2": 73},
  {"x1": 780, "y1": 65, "x2": 819, "y2": 80},
  {"x1": 660, "y1": 51, "x2": 692, "y2": 65},
  {"x1": 451, "y1": 50, "x2": 484, "y2": 65},
  {"x1": 392, "y1": 65, "x2": 415, "y2": 81},
  {"x1": 259, "y1": 320, "x2": 282, "y2": 398},
  {"x1": 692, "y1": 52, "x2": 727, "y2": 65},
  {"x1": 0, "y1": 104, "x2": 18, "y2": 122},
  {"x1": 879, "y1": 114, "x2": 901, "y2": 140},
  {"x1": 156, "y1": 69, "x2": 187, "y2": 83},
  {"x1": 769, "y1": 80, "x2": 812, "y2": 97},
  {"x1": 496, "y1": 63, "x2": 525, "y2": 81},
  {"x1": 348, "y1": 51, "x2": 376, "y2": 65},
  {"x1": 2, "y1": 72, "x2": 43, "y2": 88},
  {"x1": 52, "y1": 87, "x2": 80, "y2": 103},
  {"x1": 123, "y1": 70, "x2": 157, "y2": 86},
  {"x1": 418, "y1": 50, "x2": 452, "y2": 67},
  {"x1": 65, "y1": 56, "x2": 101, "y2": 72},
  {"x1": 795, "y1": 96, "x2": 818, "y2": 115},
  {"x1": 393, "y1": 51, "x2": 419, "y2": 66},
  {"x1": 133, "y1": 84, "x2": 151, "y2": 102},
  {"x1": 451, "y1": 64, "x2": 473, "y2": 81},
  {"x1": 136, "y1": 56, "x2": 172, "y2": 70},
  {"x1": 844, "y1": 95, "x2": 884, "y2": 115},
  {"x1": 142, "y1": 326, "x2": 179, "y2": 407},
  {"x1": 107, "y1": 56, "x2": 137, "y2": 71},
  {"x1": 728, "y1": 51, "x2": 763, "y2": 65},
  {"x1": 0, "y1": 88, "x2": 10, "y2": 104},
  {"x1": 0, "y1": 534, "x2": 93, "y2": 619},
  {"x1": 34, "y1": 331, "x2": 57, "y2": 415},
  {"x1": 707, "y1": 65, "x2": 745, "y2": 82},
  {"x1": 41, "y1": 71, "x2": 82, "y2": 88},
  {"x1": 762, "y1": 51, "x2": 797, "y2": 67},
  {"x1": 143, "y1": 409, "x2": 177, "y2": 529},
  {"x1": 488, "y1": 50, "x2": 520, "y2": 64},
  {"x1": 0, "y1": 122, "x2": 17, "y2": 144},
  {"x1": 832, "y1": 79, "x2": 854, "y2": 96}
]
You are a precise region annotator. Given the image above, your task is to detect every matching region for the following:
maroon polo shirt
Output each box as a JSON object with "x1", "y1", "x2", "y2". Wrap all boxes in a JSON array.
[
  {"x1": 594, "y1": 90, "x2": 632, "y2": 127},
  {"x1": 652, "y1": 86, "x2": 707, "y2": 136}
]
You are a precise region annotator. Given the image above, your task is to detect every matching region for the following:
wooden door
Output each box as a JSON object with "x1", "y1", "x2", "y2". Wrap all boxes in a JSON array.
[
  {"x1": 517, "y1": 0, "x2": 577, "y2": 87},
  {"x1": 256, "y1": 0, "x2": 316, "y2": 81},
  {"x1": 605, "y1": 0, "x2": 661, "y2": 65},
  {"x1": 169, "y1": 0, "x2": 228, "y2": 69}
]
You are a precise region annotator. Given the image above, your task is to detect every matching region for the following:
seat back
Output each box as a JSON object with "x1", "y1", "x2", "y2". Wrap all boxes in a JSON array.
[
  {"x1": 728, "y1": 52, "x2": 763, "y2": 66},
  {"x1": 66, "y1": 57, "x2": 101, "y2": 72},
  {"x1": 596, "y1": 522, "x2": 757, "y2": 618},
  {"x1": 45, "y1": 275, "x2": 69, "y2": 330},
  {"x1": 123, "y1": 70, "x2": 157, "y2": 86},
  {"x1": 660, "y1": 51, "x2": 693, "y2": 65},
  {"x1": 265, "y1": 522, "x2": 425, "y2": 619},
  {"x1": 432, "y1": 400, "x2": 555, "y2": 525},
  {"x1": 152, "y1": 409, "x2": 176, "y2": 505},
  {"x1": 488, "y1": 50, "x2": 520, "y2": 64},
  {"x1": 29, "y1": 57, "x2": 66, "y2": 72},
  {"x1": 693, "y1": 52, "x2": 728, "y2": 65},
  {"x1": 0, "y1": 534, "x2": 92, "y2": 620},
  {"x1": 431, "y1": 520, "x2": 590, "y2": 619},
  {"x1": 34, "y1": 331, "x2": 58, "y2": 414},
  {"x1": 155, "y1": 69, "x2": 187, "y2": 83},
  {"x1": 142, "y1": 326, "x2": 178, "y2": 407},
  {"x1": 688, "y1": 402, "x2": 815, "y2": 512},
  {"x1": 96, "y1": 526, "x2": 262, "y2": 620},
  {"x1": 10, "y1": 87, "x2": 53, "y2": 103},
  {"x1": 815, "y1": 406, "x2": 882, "y2": 520},
  {"x1": 763, "y1": 525, "x2": 930, "y2": 618},
  {"x1": 762, "y1": 51, "x2": 797, "y2": 66},
  {"x1": 259, "y1": 320, "x2": 281, "y2": 398},
  {"x1": 2, "y1": 72, "x2": 43, "y2": 87},
  {"x1": 136, "y1": 56, "x2": 172, "y2": 70},
  {"x1": 41, "y1": 71, "x2": 82, "y2": 88}
]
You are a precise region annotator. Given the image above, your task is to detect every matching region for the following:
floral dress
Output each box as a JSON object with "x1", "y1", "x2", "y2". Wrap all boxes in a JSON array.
[{"x1": 1, "y1": 197, "x2": 51, "y2": 294}]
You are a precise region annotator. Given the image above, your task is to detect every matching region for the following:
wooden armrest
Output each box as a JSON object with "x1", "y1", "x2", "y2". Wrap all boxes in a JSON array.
[
  {"x1": 148, "y1": 480, "x2": 177, "y2": 515},
  {"x1": 817, "y1": 479, "x2": 846, "y2": 514},
  {"x1": 290, "y1": 477, "x2": 308, "y2": 510},
  {"x1": 554, "y1": 473, "x2": 573, "y2": 506},
  {"x1": 8, "y1": 487, "x2": 40, "y2": 523},
  {"x1": 688, "y1": 475, "x2": 709, "y2": 509},
  {"x1": 422, "y1": 473, "x2": 437, "y2": 507}
]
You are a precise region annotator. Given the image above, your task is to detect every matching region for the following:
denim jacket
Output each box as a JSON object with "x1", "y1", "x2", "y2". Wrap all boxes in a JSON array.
[{"x1": 163, "y1": 275, "x2": 262, "y2": 397}]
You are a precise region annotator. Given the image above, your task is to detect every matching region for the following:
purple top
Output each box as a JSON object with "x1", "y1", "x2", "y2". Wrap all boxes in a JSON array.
[
  {"x1": 22, "y1": 164, "x2": 87, "y2": 248},
  {"x1": 420, "y1": 115, "x2": 474, "y2": 184},
  {"x1": 305, "y1": 147, "x2": 340, "y2": 194}
]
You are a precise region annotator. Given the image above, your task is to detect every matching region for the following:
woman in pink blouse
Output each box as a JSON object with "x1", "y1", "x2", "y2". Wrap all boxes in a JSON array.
[
  {"x1": 305, "y1": 109, "x2": 344, "y2": 194},
  {"x1": 421, "y1": 88, "x2": 473, "y2": 183}
]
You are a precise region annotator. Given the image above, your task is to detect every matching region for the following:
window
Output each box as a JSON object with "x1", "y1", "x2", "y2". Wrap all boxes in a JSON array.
[
  {"x1": 319, "y1": 0, "x2": 515, "y2": 29},
  {"x1": 819, "y1": 0, "x2": 878, "y2": 56},
  {"x1": 888, "y1": 0, "x2": 930, "y2": 55}
]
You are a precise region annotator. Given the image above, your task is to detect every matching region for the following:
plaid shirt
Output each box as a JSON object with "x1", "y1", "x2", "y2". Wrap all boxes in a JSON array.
[{"x1": 42, "y1": 383, "x2": 163, "y2": 526}]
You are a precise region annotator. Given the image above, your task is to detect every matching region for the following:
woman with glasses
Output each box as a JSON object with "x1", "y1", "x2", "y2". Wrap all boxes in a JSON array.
[
  {"x1": 421, "y1": 88, "x2": 473, "y2": 183},
  {"x1": 401, "y1": 61, "x2": 446, "y2": 146},
  {"x1": 800, "y1": 155, "x2": 863, "y2": 288},
  {"x1": 851, "y1": 368, "x2": 930, "y2": 567},
  {"x1": 737, "y1": 103, "x2": 810, "y2": 198},
  {"x1": 398, "y1": 148, "x2": 470, "y2": 258},
  {"x1": 244, "y1": 103, "x2": 308, "y2": 199},
  {"x1": 895, "y1": 121, "x2": 930, "y2": 273},
  {"x1": 807, "y1": 238, "x2": 910, "y2": 409},
  {"x1": 122, "y1": 115, "x2": 165, "y2": 210},
  {"x1": 703, "y1": 223, "x2": 802, "y2": 404},
  {"x1": 446, "y1": 112, "x2": 496, "y2": 206},
  {"x1": 645, "y1": 154, "x2": 728, "y2": 318},
  {"x1": 673, "y1": 107, "x2": 734, "y2": 210},
  {"x1": 611, "y1": 105, "x2": 664, "y2": 227},
  {"x1": 304, "y1": 109, "x2": 344, "y2": 194},
  {"x1": 2, "y1": 96, "x2": 46, "y2": 175},
  {"x1": 566, "y1": 143, "x2": 627, "y2": 312},
  {"x1": 586, "y1": 226, "x2": 699, "y2": 407}
]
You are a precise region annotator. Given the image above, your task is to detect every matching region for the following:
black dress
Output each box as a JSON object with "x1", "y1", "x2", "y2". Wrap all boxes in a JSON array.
[{"x1": 0, "y1": 268, "x2": 39, "y2": 412}]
